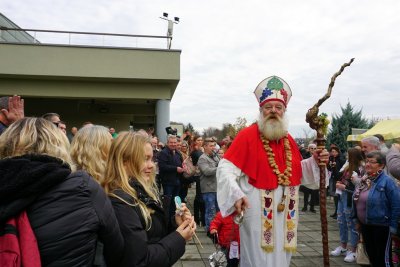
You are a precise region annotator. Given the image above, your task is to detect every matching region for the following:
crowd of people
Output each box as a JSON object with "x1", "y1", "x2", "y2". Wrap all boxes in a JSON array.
[
  {"x1": 1, "y1": 85, "x2": 400, "y2": 267},
  {"x1": 299, "y1": 133, "x2": 400, "y2": 265},
  {"x1": 0, "y1": 96, "x2": 197, "y2": 267}
]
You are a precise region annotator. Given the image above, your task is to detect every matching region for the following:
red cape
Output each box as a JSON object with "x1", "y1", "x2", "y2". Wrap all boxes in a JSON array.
[{"x1": 224, "y1": 124, "x2": 302, "y2": 190}]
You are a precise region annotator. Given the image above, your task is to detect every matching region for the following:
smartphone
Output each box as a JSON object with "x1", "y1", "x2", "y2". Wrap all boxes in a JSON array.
[
  {"x1": 174, "y1": 196, "x2": 183, "y2": 216},
  {"x1": 174, "y1": 196, "x2": 182, "y2": 209}
]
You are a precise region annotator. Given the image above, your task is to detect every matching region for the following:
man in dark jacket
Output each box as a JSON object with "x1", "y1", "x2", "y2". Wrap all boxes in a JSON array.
[{"x1": 158, "y1": 135, "x2": 184, "y2": 217}]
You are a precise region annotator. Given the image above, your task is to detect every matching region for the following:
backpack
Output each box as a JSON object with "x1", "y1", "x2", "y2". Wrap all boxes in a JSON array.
[{"x1": 0, "y1": 211, "x2": 41, "y2": 267}]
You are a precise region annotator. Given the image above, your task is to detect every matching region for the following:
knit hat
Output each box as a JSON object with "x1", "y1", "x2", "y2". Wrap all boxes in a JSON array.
[{"x1": 254, "y1": 76, "x2": 292, "y2": 107}]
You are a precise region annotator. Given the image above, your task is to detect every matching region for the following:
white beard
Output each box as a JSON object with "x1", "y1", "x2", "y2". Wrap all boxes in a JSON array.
[{"x1": 257, "y1": 113, "x2": 289, "y2": 141}]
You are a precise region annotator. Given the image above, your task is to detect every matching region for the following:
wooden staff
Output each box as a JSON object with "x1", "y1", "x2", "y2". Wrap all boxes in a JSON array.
[{"x1": 305, "y1": 58, "x2": 354, "y2": 267}]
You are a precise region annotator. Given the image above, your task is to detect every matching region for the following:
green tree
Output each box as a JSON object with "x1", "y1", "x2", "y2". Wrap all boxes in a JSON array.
[
  {"x1": 202, "y1": 127, "x2": 223, "y2": 140},
  {"x1": 185, "y1": 122, "x2": 195, "y2": 133},
  {"x1": 224, "y1": 117, "x2": 247, "y2": 138},
  {"x1": 326, "y1": 102, "x2": 370, "y2": 153},
  {"x1": 221, "y1": 123, "x2": 234, "y2": 137}
]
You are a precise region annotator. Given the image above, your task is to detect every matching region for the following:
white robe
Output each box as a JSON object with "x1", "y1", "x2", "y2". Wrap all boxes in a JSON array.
[{"x1": 217, "y1": 158, "x2": 294, "y2": 267}]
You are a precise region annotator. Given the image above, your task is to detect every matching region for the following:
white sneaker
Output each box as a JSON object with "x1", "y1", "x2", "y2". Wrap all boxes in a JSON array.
[
  {"x1": 344, "y1": 251, "x2": 356, "y2": 263},
  {"x1": 330, "y1": 246, "x2": 347, "y2": 256}
]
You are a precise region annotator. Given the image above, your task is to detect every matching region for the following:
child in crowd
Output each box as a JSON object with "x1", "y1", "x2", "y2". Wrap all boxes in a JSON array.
[
  {"x1": 209, "y1": 211, "x2": 240, "y2": 267},
  {"x1": 217, "y1": 148, "x2": 225, "y2": 158}
]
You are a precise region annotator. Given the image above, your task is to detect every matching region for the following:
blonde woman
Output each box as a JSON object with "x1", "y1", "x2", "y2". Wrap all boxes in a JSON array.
[
  {"x1": 102, "y1": 131, "x2": 196, "y2": 267},
  {"x1": 0, "y1": 117, "x2": 123, "y2": 266},
  {"x1": 70, "y1": 125, "x2": 112, "y2": 183},
  {"x1": 180, "y1": 140, "x2": 190, "y2": 161}
]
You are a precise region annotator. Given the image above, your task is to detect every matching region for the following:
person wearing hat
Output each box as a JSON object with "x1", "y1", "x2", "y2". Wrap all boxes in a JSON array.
[{"x1": 217, "y1": 76, "x2": 329, "y2": 266}]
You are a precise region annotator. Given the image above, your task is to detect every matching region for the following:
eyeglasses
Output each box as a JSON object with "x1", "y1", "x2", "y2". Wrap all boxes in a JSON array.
[{"x1": 365, "y1": 160, "x2": 379, "y2": 164}]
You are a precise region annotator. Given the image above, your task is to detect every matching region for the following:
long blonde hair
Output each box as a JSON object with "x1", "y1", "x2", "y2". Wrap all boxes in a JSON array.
[
  {"x1": 102, "y1": 131, "x2": 158, "y2": 230},
  {"x1": 70, "y1": 125, "x2": 111, "y2": 183},
  {"x1": 0, "y1": 117, "x2": 72, "y2": 167}
]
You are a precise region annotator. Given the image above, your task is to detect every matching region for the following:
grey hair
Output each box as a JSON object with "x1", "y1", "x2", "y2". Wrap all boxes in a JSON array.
[
  {"x1": 167, "y1": 134, "x2": 177, "y2": 142},
  {"x1": 361, "y1": 136, "x2": 380, "y2": 150}
]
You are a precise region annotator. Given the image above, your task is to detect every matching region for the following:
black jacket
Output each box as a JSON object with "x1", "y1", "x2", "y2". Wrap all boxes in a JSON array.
[
  {"x1": 327, "y1": 155, "x2": 345, "y2": 183},
  {"x1": 111, "y1": 180, "x2": 186, "y2": 267},
  {"x1": 157, "y1": 147, "x2": 183, "y2": 185},
  {"x1": 0, "y1": 154, "x2": 123, "y2": 267}
]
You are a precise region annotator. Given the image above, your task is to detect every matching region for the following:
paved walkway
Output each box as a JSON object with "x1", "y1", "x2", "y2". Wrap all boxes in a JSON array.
[{"x1": 173, "y1": 188, "x2": 358, "y2": 267}]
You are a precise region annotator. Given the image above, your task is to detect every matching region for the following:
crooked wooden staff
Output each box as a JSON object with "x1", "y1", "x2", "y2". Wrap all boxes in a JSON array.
[{"x1": 305, "y1": 58, "x2": 354, "y2": 267}]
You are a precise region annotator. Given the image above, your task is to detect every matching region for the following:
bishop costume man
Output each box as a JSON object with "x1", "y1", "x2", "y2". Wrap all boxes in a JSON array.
[{"x1": 217, "y1": 76, "x2": 303, "y2": 266}]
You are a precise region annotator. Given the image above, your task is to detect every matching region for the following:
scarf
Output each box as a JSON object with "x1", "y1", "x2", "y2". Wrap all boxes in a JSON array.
[
  {"x1": 354, "y1": 170, "x2": 382, "y2": 202},
  {"x1": 261, "y1": 186, "x2": 299, "y2": 253}
]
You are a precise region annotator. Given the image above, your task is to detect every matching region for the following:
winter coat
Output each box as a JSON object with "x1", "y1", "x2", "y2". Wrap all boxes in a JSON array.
[
  {"x1": 157, "y1": 147, "x2": 183, "y2": 186},
  {"x1": 209, "y1": 212, "x2": 240, "y2": 248},
  {"x1": 327, "y1": 155, "x2": 345, "y2": 183},
  {"x1": 198, "y1": 152, "x2": 220, "y2": 193},
  {"x1": 0, "y1": 154, "x2": 123, "y2": 267},
  {"x1": 110, "y1": 180, "x2": 186, "y2": 267}
]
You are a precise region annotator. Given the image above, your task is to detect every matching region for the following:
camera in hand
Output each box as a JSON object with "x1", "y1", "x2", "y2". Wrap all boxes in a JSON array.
[{"x1": 165, "y1": 126, "x2": 178, "y2": 136}]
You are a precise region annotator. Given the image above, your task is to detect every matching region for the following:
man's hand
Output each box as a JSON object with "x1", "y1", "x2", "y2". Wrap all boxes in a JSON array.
[
  {"x1": 234, "y1": 196, "x2": 250, "y2": 214},
  {"x1": 0, "y1": 95, "x2": 24, "y2": 124},
  {"x1": 316, "y1": 148, "x2": 329, "y2": 164}
]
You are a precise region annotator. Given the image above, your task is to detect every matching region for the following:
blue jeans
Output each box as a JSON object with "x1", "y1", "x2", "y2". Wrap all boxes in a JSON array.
[
  {"x1": 337, "y1": 192, "x2": 358, "y2": 248},
  {"x1": 202, "y1": 192, "x2": 219, "y2": 232}
]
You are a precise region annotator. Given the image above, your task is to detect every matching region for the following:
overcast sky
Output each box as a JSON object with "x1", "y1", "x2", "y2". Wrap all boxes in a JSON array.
[{"x1": 1, "y1": 0, "x2": 399, "y2": 137}]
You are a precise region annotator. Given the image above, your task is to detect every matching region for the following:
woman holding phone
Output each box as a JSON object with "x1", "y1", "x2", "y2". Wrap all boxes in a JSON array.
[{"x1": 102, "y1": 131, "x2": 196, "y2": 267}]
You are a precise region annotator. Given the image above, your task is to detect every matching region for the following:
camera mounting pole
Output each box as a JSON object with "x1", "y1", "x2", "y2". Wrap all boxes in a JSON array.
[{"x1": 159, "y1": 12, "x2": 180, "y2": 49}]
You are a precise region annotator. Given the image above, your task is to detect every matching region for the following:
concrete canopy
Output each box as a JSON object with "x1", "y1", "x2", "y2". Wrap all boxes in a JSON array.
[{"x1": 0, "y1": 42, "x2": 181, "y2": 131}]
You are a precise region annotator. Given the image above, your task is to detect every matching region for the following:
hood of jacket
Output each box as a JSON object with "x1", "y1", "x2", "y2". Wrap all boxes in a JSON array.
[{"x1": 0, "y1": 154, "x2": 71, "y2": 223}]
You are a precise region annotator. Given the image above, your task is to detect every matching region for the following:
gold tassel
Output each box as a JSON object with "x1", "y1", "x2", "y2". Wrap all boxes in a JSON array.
[
  {"x1": 262, "y1": 246, "x2": 274, "y2": 253},
  {"x1": 284, "y1": 246, "x2": 297, "y2": 253}
]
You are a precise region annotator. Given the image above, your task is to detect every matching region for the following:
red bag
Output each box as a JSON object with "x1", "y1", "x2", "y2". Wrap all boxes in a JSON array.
[{"x1": 0, "y1": 211, "x2": 41, "y2": 267}]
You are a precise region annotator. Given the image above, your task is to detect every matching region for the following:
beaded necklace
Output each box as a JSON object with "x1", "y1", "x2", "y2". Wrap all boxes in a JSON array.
[{"x1": 260, "y1": 134, "x2": 292, "y2": 186}]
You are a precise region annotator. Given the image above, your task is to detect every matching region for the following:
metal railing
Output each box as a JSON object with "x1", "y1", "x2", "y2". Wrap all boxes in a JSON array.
[{"x1": 0, "y1": 26, "x2": 172, "y2": 49}]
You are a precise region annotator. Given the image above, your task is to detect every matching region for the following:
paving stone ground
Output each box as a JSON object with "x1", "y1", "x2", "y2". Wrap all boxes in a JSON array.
[{"x1": 173, "y1": 187, "x2": 359, "y2": 267}]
